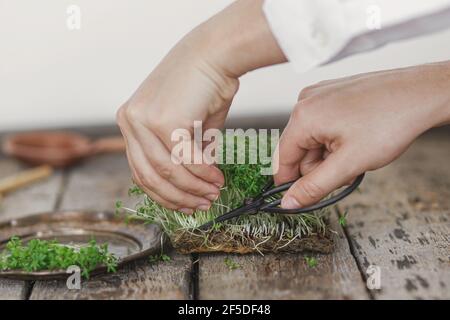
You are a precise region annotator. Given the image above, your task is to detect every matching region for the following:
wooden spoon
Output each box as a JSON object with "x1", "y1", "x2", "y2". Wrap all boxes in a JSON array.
[
  {"x1": 2, "y1": 131, "x2": 125, "y2": 168},
  {"x1": 0, "y1": 165, "x2": 53, "y2": 195}
]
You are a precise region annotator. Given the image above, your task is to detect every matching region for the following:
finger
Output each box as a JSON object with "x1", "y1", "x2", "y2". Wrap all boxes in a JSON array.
[
  {"x1": 281, "y1": 150, "x2": 358, "y2": 209},
  {"x1": 133, "y1": 127, "x2": 221, "y2": 199},
  {"x1": 174, "y1": 137, "x2": 225, "y2": 187},
  {"x1": 118, "y1": 113, "x2": 198, "y2": 213},
  {"x1": 136, "y1": 121, "x2": 225, "y2": 188},
  {"x1": 127, "y1": 134, "x2": 212, "y2": 210},
  {"x1": 119, "y1": 118, "x2": 183, "y2": 209},
  {"x1": 132, "y1": 169, "x2": 193, "y2": 214},
  {"x1": 131, "y1": 168, "x2": 181, "y2": 211},
  {"x1": 125, "y1": 141, "x2": 185, "y2": 211},
  {"x1": 273, "y1": 121, "x2": 307, "y2": 186},
  {"x1": 299, "y1": 148, "x2": 324, "y2": 176}
]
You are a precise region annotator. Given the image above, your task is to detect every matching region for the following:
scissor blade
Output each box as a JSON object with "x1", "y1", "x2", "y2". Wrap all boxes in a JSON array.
[{"x1": 198, "y1": 204, "x2": 254, "y2": 231}]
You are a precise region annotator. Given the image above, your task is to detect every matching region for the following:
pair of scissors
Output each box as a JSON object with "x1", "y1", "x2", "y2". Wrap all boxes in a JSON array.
[{"x1": 199, "y1": 173, "x2": 365, "y2": 230}]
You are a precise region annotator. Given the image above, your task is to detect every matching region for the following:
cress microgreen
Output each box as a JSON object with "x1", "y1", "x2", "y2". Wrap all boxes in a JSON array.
[
  {"x1": 128, "y1": 185, "x2": 144, "y2": 196},
  {"x1": 224, "y1": 257, "x2": 241, "y2": 270},
  {"x1": 117, "y1": 133, "x2": 332, "y2": 254},
  {"x1": 0, "y1": 236, "x2": 118, "y2": 279},
  {"x1": 115, "y1": 200, "x2": 123, "y2": 215},
  {"x1": 149, "y1": 253, "x2": 171, "y2": 263},
  {"x1": 338, "y1": 210, "x2": 348, "y2": 227},
  {"x1": 305, "y1": 256, "x2": 318, "y2": 268}
]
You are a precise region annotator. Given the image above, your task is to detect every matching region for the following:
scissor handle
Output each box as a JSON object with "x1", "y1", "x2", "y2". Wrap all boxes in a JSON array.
[{"x1": 260, "y1": 173, "x2": 365, "y2": 214}]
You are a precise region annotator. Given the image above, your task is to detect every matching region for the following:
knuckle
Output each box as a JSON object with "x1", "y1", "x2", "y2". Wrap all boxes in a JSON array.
[
  {"x1": 293, "y1": 96, "x2": 324, "y2": 124},
  {"x1": 124, "y1": 101, "x2": 147, "y2": 124},
  {"x1": 116, "y1": 104, "x2": 128, "y2": 125},
  {"x1": 292, "y1": 99, "x2": 312, "y2": 121},
  {"x1": 155, "y1": 163, "x2": 173, "y2": 180},
  {"x1": 298, "y1": 86, "x2": 315, "y2": 101},
  {"x1": 116, "y1": 107, "x2": 124, "y2": 123}
]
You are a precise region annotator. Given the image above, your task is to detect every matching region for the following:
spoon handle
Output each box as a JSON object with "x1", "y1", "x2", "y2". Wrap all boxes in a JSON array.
[
  {"x1": 0, "y1": 165, "x2": 53, "y2": 195},
  {"x1": 90, "y1": 136, "x2": 125, "y2": 155}
]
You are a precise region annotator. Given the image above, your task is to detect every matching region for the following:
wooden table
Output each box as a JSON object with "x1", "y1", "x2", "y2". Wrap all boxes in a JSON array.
[{"x1": 0, "y1": 126, "x2": 448, "y2": 300}]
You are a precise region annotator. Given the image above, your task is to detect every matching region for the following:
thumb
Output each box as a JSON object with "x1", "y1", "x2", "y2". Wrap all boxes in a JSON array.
[{"x1": 281, "y1": 151, "x2": 357, "y2": 209}]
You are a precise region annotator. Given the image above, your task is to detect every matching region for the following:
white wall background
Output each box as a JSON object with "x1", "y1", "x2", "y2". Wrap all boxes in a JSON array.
[{"x1": 1, "y1": 0, "x2": 450, "y2": 131}]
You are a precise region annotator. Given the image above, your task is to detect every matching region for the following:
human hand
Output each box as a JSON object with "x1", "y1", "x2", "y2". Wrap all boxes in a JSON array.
[
  {"x1": 274, "y1": 62, "x2": 450, "y2": 209},
  {"x1": 116, "y1": 0, "x2": 286, "y2": 213},
  {"x1": 117, "y1": 0, "x2": 286, "y2": 214},
  {"x1": 116, "y1": 40, "x2": 238, "y2": 214}
]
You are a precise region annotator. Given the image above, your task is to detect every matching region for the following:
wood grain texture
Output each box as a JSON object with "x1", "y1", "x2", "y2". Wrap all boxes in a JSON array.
[
  {"x1": 0, "y1": 159, "x2": 63, "y2": 299},
  {"x1": 29, "y1": 154, "x2": 193, "y2": 300},
  {"x1": 339, "y1": 131, "x2": 450, "y2": 299},
  {"x1": 59, "y1": 154, "x2": 135, "y2": 211},
  {"x1": 0, "y1": 279, "x2": 29, "y2": 300},
  {"x1": 30, "y1": 252, "x2": 192, "y2": 300},
  {"x1": 198, "y1": 214, "x2": 370, "y2": 299},
  {"x1": 2, "y1": 127, "x2": 449, "y2": 300}
]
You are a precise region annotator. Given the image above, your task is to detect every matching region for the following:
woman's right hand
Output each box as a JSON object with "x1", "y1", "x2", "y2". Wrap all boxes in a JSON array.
[{"x1": 274, "y1": 62, "x2": 450, "y2": 209}]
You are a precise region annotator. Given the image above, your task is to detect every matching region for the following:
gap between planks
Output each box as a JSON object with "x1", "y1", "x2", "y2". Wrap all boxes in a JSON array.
[
  {"x1": 195, "y1": 213, "x2": 370, "y2": 300},
  {"x1": 335, "y1": 206, "x2": 376, "y2": 300},
  {"x1": 336, "y1": 130, "x2": 450, "y2": 299}
]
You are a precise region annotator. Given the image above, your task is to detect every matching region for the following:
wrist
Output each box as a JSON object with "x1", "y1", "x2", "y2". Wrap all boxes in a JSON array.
[
  {"x1": 429, "y1": 61, "x2": 450, "y2": 128},
  {"x1": 186, "y1": 0, "x2": 286, "y2": 78}
]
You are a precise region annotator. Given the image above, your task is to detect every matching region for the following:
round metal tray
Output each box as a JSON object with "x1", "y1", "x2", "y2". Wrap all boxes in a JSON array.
[{"x1": 0, "y1": 210, "x2": 162, "y2": 280}]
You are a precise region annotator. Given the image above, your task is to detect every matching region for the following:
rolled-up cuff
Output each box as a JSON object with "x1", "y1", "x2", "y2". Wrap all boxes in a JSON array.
[{"x1": 263, "y1": 0, "x2": 357, "y2": 72}]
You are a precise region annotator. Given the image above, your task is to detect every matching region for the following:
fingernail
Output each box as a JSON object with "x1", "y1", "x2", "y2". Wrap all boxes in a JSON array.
[
  {"x1": 205, "y1": 193, "x2": 219, "y2": 201},
  {"x1": 179, "y1": 208, "x2": 194, "y2": 215},
  {"x1": 214, "y1": 182, "x2": 223, "y2": 188},
  {"x1": 282, "y1": 196, "x2": 300, "y2": 209},
  {"x1": 197, "y1": 204, "x2": 211, "y2": 211}
]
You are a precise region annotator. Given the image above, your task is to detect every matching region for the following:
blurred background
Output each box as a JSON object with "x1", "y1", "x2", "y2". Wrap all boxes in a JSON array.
[{"x1": 2, "y1": 0, "x2": 450, "y2": 131}]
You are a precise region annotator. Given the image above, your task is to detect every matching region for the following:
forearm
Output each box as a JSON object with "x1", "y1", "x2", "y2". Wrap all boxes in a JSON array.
[
  {"x1": 428, "y1": 61, "x2": 450, "y2": 127},
  {"x1": 181, "y1": 0, "x2": 287, "y2": 78}
]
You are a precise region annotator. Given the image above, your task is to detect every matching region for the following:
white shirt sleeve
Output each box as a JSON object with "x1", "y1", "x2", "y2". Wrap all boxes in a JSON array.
[{"x1": 263, "y1": 0, "x2": 450, "y2": 72}]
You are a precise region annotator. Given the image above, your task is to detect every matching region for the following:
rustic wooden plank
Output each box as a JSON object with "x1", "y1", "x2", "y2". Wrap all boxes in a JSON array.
[
  {"x1": 339, "y1": 129, "x2": 450, "y2": 299},
  {"x1": 198, "y1": 213, "x2": 370, "y2": 299},
  {"x1": 30, "y1": 154, "x2": 193, "y2": 300},
  {"x1": 57, "y1": 154, "x2": 135, "y2": 211},
  {"x1": 30, "y1": 252, "x2": 192, "y2": 300},
  {"x1": 0, "y1": 158, "x2": 63, "y2": 299},
  {"x1": 0, "y1": 280, "x2": 30, "y2": 300}
]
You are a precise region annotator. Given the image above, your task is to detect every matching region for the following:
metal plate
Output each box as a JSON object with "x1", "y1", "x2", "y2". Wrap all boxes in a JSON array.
[{"x1": 0, "y1": 210, "x2": 162, "y2": 280}]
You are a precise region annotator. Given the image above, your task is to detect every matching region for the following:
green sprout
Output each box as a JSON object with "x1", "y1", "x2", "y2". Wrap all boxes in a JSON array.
[
  {"x1": 128, "y1": 185, "x2": 144, "y2": 196},
  {"x1": 116, "y1": 133, "x2": 332, "y2": 254},
  {"x1": 0, "y1": 236, "x2": 118, "y2": 279},
  {"x1": 305, "y1": 256, "x2": 318, "y2": 268},
  {"x1": 338, "y1": 210, "x2": 348, "y2": 227},
  {"x1": 224, "y1": 257, "x2": 241, "y2": 270},
  {"x1": 149, "y1": 253, "x2": 171, "y2": 263},
  {"x1": 115, "y1": 200, "x2": 123, "y2": 215}
]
